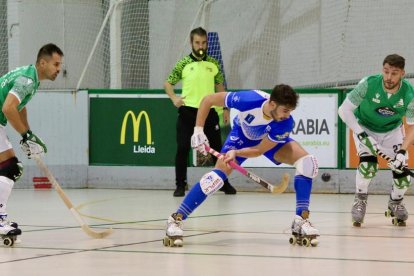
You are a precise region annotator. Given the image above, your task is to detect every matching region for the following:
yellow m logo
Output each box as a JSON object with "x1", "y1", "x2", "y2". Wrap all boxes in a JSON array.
[{"x1": 120, "y1": 111, "x2": 152, "y2": 145}]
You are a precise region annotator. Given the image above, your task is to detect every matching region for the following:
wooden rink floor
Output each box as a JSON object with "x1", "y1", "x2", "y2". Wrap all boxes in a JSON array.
[{"x1": 1, "y1": 188, "x2": 414, "y2": 276}]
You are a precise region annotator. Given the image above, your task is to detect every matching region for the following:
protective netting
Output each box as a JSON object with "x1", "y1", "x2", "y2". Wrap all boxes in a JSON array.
[{"x1": 2, "y1": 0, "x2": 414, "y2": 90}]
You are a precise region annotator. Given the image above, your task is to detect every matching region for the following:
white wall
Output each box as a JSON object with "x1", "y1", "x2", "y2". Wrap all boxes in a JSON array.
[
  {"x1": 150, "y1": 0, "x2": 414, "y2": 89},
  {"x1": 8, "y1": 90, "x2": 89, "y2": 188}
]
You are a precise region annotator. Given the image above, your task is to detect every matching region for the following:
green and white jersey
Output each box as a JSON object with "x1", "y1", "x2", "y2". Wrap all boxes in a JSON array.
[
  {"x1": 166, "y1": 53, "x2": 224, "y2": 108},
  {"x1": 347, "y1": 74, "x2": 414, "y2": 133},
  {"x1": 0, "y1": 64, "x2": 39, "y2": 126}
]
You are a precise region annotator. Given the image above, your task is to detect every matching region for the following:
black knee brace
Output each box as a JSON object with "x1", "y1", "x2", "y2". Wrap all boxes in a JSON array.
[{"x1": 0, "y1": 157, "x2": 23, "y2": 181}]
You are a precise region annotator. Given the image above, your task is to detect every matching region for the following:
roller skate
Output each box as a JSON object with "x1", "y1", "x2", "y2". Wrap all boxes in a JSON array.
[
  {"x1": 0, "y1": 215, "x2": 22, "y2": 247},
  {"x1": 0, "y1": 214, "x2": 18, "y2": 228},
  {"x1": 289, "y1": 210, "x2": 319, "y2": 247},
  {"x1": 163, "y1": 213, "x2": 183, "y2": 247},
  {"x1": 385, "y1": 197, "x2": 408, "y2": 226},
  {"x1": 351, "y1": 193, "x2": 367, "y2": 227}
]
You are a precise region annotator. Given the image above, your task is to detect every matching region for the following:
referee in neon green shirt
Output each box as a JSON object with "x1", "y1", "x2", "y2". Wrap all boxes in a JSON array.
[{"x1": 164, "y1": 27, "x2": 236, "y2": 197}]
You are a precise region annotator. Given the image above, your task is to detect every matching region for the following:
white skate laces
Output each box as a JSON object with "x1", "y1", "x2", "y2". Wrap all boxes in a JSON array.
[
  {"x1": 353, "y1": 195, "x2": 367, "y2": 211},
  {"x1": 163, "y1": 213, "x2": 184, "y2": 247},
  {"x1": 0, "y1": 214, "x2": 18, "y2": 228},
  {"x1": 292, "y1": 211, "x2": 319, "y2": 236},
  {"x1": 166, "y1": 213, "x2": 184, "y2": 237},
  {"x1": 0, "y1": 216, "x2": 17, "y2": 235},
  {"x1": 388, "y1": 198, "x2": 408, "y2": 219}
]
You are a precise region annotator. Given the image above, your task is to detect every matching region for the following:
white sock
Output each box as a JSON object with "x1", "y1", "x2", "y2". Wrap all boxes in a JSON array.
[
  {"x1": 391, "y1": 186, "x2": 407, "y2": 200},
  {"x1": 355, "y1": 170, "x2": 371, "y2": 194},
  {"x1": 0, "y1": 176, "x2": 14, "y2": 214}
]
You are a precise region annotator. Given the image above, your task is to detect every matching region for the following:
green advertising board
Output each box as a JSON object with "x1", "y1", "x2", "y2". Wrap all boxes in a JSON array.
[{"x1": 89, "y1": 94, "x2": 177, "y2": 166}]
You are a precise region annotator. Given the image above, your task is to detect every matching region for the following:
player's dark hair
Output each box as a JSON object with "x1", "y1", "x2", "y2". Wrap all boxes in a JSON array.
[
  {"x1": 36, "y1": 43, "x2": 64, "y2": 63},
  {"x1": 383, "y1": 54, "x2": 405, "y2": 69},
  {"x1": 190, "y1": 27, "x2": 207, "y2": 42},
  {"x1": 270, "y1": 84, "x2": 298, "y2": 109}
]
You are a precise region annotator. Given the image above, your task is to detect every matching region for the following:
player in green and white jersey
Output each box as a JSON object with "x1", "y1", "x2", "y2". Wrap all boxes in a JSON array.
[
  {"x1": 0, "y1": 43, "x2": 63, "y2": 238},
  {"x1": 339, "y1": 54, "x2": 414, "y2": 227}
]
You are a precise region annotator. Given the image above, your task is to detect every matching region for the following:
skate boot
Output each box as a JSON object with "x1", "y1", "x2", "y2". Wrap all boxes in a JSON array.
[
  {"x1": 0, "y1": 215, "x2": 22, "y2": 247},
  {"x1": 163, "y1": 213, "x2": 184, "y2": 247},
  {"x1": 289, "y1": 210, "x2": 319, "y2": 247},
  {"x1": 385, "y1": 197, "x2": 408, "y2": 226},
  {"x1": 351, "y1": 193, "x2": 367, "y2": 227},
  {"x1": 0, "y1": 214, "x2": 18, "y2": 228}
]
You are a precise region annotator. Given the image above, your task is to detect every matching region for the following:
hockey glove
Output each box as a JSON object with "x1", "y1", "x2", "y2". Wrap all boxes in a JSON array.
[
  {"x1": 357, "y1": 131, "x2": 378, "y2": 156},
  {"x1": 388, "y1": 149, "x2": 407, "y2": 174},
  {"x1": 191, "y1": 126, "x2": 209, "y2": 156},
  {"x1": 20, "y1": 130, "x2": 47, "y2": 158}
]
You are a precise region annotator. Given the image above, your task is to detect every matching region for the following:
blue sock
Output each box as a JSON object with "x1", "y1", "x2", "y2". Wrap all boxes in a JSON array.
[
  {"x1": 294, "y1": 175, "x2": 312, "y2": 216},
  {"x1": 177, "y1": 169, "x2": 227, "y2": 220}
]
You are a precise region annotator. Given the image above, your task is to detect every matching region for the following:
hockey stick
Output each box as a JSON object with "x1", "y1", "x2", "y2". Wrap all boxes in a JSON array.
[
  {"x1": 203, "y1": 145, "x2": 289, "y2": 194},
  {"x1": 33, "y1": 156, "x2": 113, "y2": 239},
  {"x1": 376, "y1": 150, "x2": 414, "y2": 177}
]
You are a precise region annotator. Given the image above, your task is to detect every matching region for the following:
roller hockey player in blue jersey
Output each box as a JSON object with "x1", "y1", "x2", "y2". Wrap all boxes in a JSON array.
[{"x1": 163, "y1": 84, "x2": 320, "y2": 247}]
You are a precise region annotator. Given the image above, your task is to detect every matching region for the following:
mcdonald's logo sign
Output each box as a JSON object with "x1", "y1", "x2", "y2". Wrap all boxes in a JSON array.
[{"x1": 120, "y1": 110, "x2": 152, "y2": 145}]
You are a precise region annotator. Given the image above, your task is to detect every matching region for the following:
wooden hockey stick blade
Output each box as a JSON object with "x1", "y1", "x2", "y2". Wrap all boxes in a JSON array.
[
  {"x1": 376, "y1": 150, "x2": 414, "y2": 177},
  {"x1": 244, "y1": 170, "x2": 289, "y2": 193},
  {"x1": 204, "y1": 145, "x2": 289, "y2": 194},
  {"x1": 33, "y1": 156, "x2": 113, "y2": 239}
]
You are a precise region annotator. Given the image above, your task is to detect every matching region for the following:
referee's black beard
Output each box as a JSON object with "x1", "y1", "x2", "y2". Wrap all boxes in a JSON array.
[{"x1": 193, "y1": 48, "x2": 207, "y2": 59}]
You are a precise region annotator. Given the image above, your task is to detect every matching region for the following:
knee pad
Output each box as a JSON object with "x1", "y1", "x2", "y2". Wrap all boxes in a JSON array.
[
  {"x1": 358, "y1": 155, "x2": 378, "y2": 179},
  {"x1": 294, "y1": 155, "x2": 318, "y2": 179},
  {"x1": 0, "y1": 157, "x2": 23, "y2": 182},
  {"x1": 392, "y1": 170, "x2": 411, "y2": 189},
  {"x1": 199, "y1": 170, "x2": 225, "y2": 195}
]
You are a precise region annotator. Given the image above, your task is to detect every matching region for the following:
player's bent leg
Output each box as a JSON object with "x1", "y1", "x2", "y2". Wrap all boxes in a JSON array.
[
  {"x1": 352, "y1": 155, "x2": 377, "y2": 227},
  {"x1": 164, "y1": 169, "x2": 228, "y2": 247},
  {"x1": 385, "y1": 171, "x2": 411, "y2": 226},
  {"x1": 0, "y1": 157, "x2": 23, "y2": 230},
  {"x1": 289, "y1": 154, "x2": 319, "y2": 247},
  {"x1": 293, "y1": 155, "x2": 318, "y2": 217}
]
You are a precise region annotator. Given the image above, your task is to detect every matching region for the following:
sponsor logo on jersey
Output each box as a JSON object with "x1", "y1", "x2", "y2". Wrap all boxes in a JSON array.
[
  {"x1": 393, "y1": 99, "x2": 404, "y2": 108},
  {"x1": 372, "y1": 93, "x2": 380, "y2": 103},
  {"x1": 375, "y1": 106, "x2": 396, "y2": 117},
  {"x1": 274, "y1": 131, "x2": 290, "y2": 140},
  {"x1": 232, "y1": 95, "x2": 240, "y2": 102},
  {"x1": 120, "y1": 110, "x2": 155, "y2": 154},
  {"x1": 244, "y1": 114, "x2": 255, "y2": 124}
]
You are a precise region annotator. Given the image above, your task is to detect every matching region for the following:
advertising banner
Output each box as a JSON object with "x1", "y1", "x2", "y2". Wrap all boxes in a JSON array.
[
  {"x1": 89, "y1": 95, "x2": 177, "y2": 166},
  {"x1": 346, "y1": 124, "x2": 414, "y2": 168},
  {"x1": 238, "y1": 93, "x2": 338, "y2": 168}
]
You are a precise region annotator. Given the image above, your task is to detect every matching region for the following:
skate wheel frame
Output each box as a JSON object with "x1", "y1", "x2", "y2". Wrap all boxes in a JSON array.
[
  {"x1": 385, "y1": 209, "x2": 392, "y2": 217},
  {"x1": 385, "y1": 209, "x2": 406, "y2": 226},
  {"x1": 392, "y1": 218, "x2": 406, "y2": 226},
  {"x1": 289, "y1": 234, "x2": 318, "y2": 247},
  {"x1": 352, "y1": 221, "x2": 362, "y2": 227},
  {"x1": 1, "y1": 235, "x2": 17, "y2": 247},
  {"x1": 163, "y1": 236, "x2": 183, "y2": 247}
]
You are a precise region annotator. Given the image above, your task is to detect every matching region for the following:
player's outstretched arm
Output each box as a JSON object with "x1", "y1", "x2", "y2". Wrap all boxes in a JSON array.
[{"x1": 195, "y1": 92, "x2": 228, "y2": 127}]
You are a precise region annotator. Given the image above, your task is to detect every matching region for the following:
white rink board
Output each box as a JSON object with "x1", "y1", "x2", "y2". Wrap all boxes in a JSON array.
[{"x1": 230, "y1": 93, "x2": 338, "y2": 168}]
